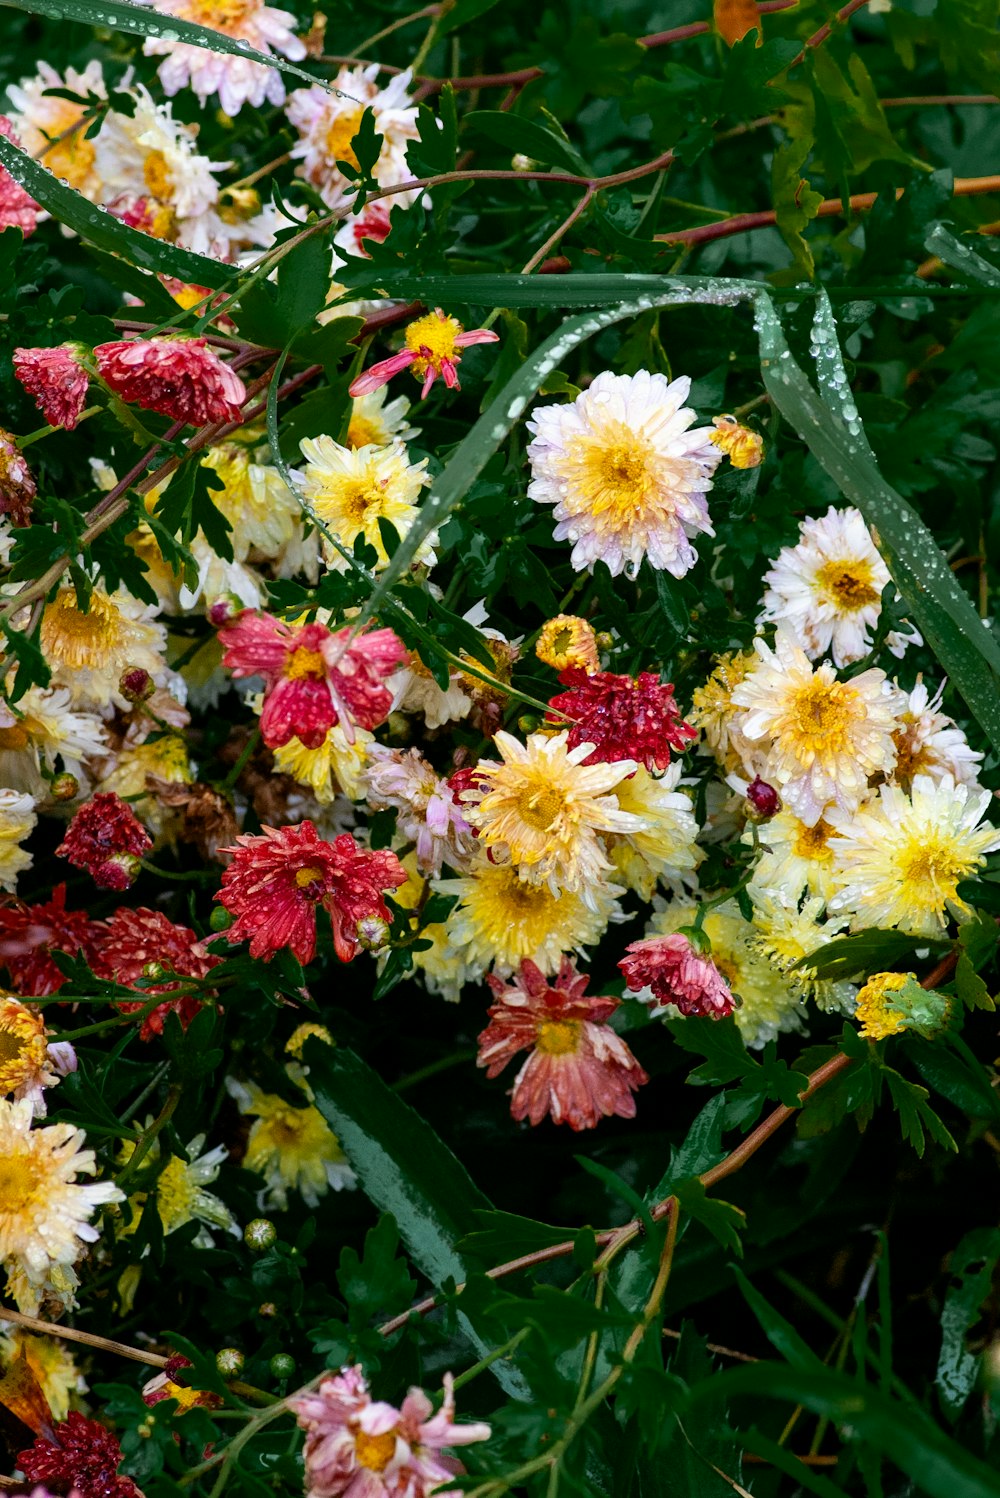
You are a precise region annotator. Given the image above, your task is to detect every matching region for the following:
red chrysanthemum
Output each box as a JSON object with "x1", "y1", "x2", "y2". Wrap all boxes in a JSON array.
[
  {"x1": 94, "y1": 337, "x2": 246, "y2": 427},
  {"x1": 55, "y1": 793, "x2": 152, "y2": 891},
  {"x1": 547, "y1": 668, "x2": 696, "y2": 772},
  {"x1": 89, "y1": 907, "x2": 220, "y2": 1039},
  {"x1": 216, "y1": 822, "x2": 406, "y2": 965},
  {"x1": 13, "y1": 344, "x2": 90, "y2": 431},
  {"x1": 477, "y1": 957, "x2": 648, "y2": 1131},
  {"x1": 18, "y1": 1411, "x2": 141, "y2": 1498},
  {"x1": 619, "y1": 934, "x2": 735, "y2": 1019},
  {"x1": 218, "y1": 611, "x2": 407, "y2": 749},
  {"x1": 0, "y1": 117, "x2": 40, "y2": 237},
  {"x1": 0, "y1": 884, "x2": 105, "y2": 996}
]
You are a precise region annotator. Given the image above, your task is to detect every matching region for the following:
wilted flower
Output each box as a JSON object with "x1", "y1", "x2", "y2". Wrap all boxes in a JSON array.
[
  {"x1": 55, "y1": 792, "x2": 151, "y2": 890},
  {"x1": 18, "y1": 1412, "x2": 140, "y2": 1498},
  {"x1": 0, "y1": 427, "x2": 35, "y2": 526},
  {"x1": 350, "y1": 309, "x2": 499, "y2": 400},
  {"x1": 619, "y1": 933, "x2": 735, "y2": 1019},
  {"x1": 548, "y1": 668, "x2": 696, "y2": 772},
  {"x1": 13, "y1": 344, "x2": 90, "y2": 431},
  {"x1": 854, "y1": 971, "x2": 950, "y2": 1041},
  {"x1": 535, "y1": 614, "x2": 601, "y2": 674},
  {"x1": 95, "y1": 338, "x2": 246, "y2": 426},
  {"x1": 710, "y1": 413, "x2": 763, "y2": 468},
  {"x1": 89, "y1": 907, "x2": 220, "y2": 1038}
]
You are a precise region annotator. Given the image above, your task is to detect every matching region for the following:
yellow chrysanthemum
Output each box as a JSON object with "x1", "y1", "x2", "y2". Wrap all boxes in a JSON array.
[
  {"x1": 298, "y1": 436, "x2": 432, "y2": 571},
  {"x1": 0, "y1": 998, "x2": 63, "y2": 1109},
  {"x1": 710, "y1": 414, "x2": 764, "y2": 469},
  {"x1": 273, "y1": 723, "x2": 373, "y2": 803},
  {"x1": 748, "y1": 890, "x2": 856, "y2": 1014},
  {"x1": 689, "y1": 650, "x2": 759, "y2": 775},
  {"x1": 745, "y1": 806, "x2": 839, "y2": 904},
  {"x1": 347, "y1": 390, "x2": 417, "y2": 451},
  {"x1": 285, "y1": 1023, "x2": 333, "y2": 1060},
  {"x1": 385, "y1": 855, "x2": 469, "y2": 1002},
  {"x1": 0, "y1": 1329, "x2": 86, "y2": 1421},
  {"x1": 607, "y1": 763, "x2": 701, "y2": 902},
  {"x1": 228, "y1": 1078, "x2": 354, "y2": 1209},
  {"x1": 200, "y1": 443, "x2": 299, "y2": 561},
  {"x1": 40, "y1": 587, "x2": 166, "y2": 709},
  {"x1": 118, "y1": 1132, "x2": 236, "y2": 1240},
  {"x1": 535, "y1": 615, "x2": 601, "y2": 674},
  {"x1": 854, "y1": 971, "x2": 913, "y2": 1041}
]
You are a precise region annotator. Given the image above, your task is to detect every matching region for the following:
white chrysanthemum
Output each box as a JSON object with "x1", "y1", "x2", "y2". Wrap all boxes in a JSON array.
[
  {"x1": 731, "y1": 629, "x2": 903, "y2": 826},
  {"x1": 365, "y1": 746, "x2": 476, "y2": 877},
  {"x1": 828, "y1": 775, "x2": 1000, "y2": 937},
  {"x1": 40, "y1": 586, "x2": 168, "y2": 711},
  {"x1": 607, "y1": 763, "x2": 702, "y2": 901},
  {"x1": 7, "y1": 60, "x2": 106, "y2": 199},
  {"x1": 177, "y1": 540, "x2": 266, "y2": 615},
  {"x1": 201, "y1": 443, "x2": 300, "y2": 561},
  {"x1": 399, "y1": 663, "x2": 473, "y2": 728},
  {"x1": 440, "y1": 857, "x2": 625, "y2": 979},
  {"x1": 0, "y1": 684, "x2": 107, "y2": 799},
  {"x1": 0, "y1": 1098, "x2": 122, "y2": 1314},
  {"x1": 273, "y1": 723, "x2": 374, "y2": 804},
  {"x1": 526, "y1": 370, "x2": 722, "y2": 579},
  {"x1": 134, "y1": 0, "x2": 306, "y2": 116},
  {"x1": 297, "y1": 436, "x2": 433, "y2": 572},
  {"x1": 649, "y1": 900, "x2": 806, "y2": 1049},
  {"x1": 287, "y1": 65, "x2": 420, "y2": 210},
  {"x1": 748, "y1": 889, "x2": 857, "y2": 1015},
  {"x1": 227, "y1": 1077, "x2": 355, "y2": 1210},
  {"x1": 746, "y1": 805, "x2": 839, "y2": 903},
  {"x1": 758, "y1": 505, "x2": 920, "y2": 668},
  {"x1": 0, "y1": 789, "x2": 35, "y2": 892},
  {"x1": 347, "y1": 389, "x2": 418, "y2": 451},
  {"x1": 891, "y1": 677, "x2": 983, "y2": 790},
  {"x1": 463, "y1": 730, "x2": 645, "y2": 900}
]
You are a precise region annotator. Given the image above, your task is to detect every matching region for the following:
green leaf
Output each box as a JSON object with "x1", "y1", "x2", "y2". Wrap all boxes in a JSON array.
[
  {"x1": 882, "y1": 1066, "x2": 957, "y2": 1158},
  {"x1": 936, "y1": 1227, "x2": 1000, "y2": 1420},
  {"x1": 653, "y1": 569, "x2": 690, "y2": 640},
  {"x1": 905, "y1": 1034, "x2": 1000, "y2": 1123},
  {"x1": 463, "y1": 111, "x2": 590, "y2": 174},
  {"x1": 457, "y1": 1209, "x2": 577, "y2": 1265},
  {"x1": 737, "y1": 1427, "x2": 855, "y2": 1498},
  {"x1": 674, "y1": 1179, "x2": 745, "y2": 1255},
  {"x1": 652, "y1": 1094, "x2": 728, "y2": 1198},
  {"x1": 438, "y1": 0, "x2": 505, "y2": 32},
  {"x1": 796, "y1": 927, "x2": 940, "y2": 981},
  {"x1": 771, "y1": 132, "x2": 824, "y2": 279},
  {"x1": 926, "y1": 223, "x2": 1000, "y2": 289},
  {"x1": 732, "y1": 1267, "x2": 827, "y2": 1372},
  {"x1": 337, "y1": 1214, "x2": 417, "y2": 1329}
]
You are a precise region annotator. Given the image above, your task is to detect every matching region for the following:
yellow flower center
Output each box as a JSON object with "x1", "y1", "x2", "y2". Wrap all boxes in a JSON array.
[
  {"x1": 0, "y1": 722, "x2": 30, "y2": 751},
  {"x1": 535, "y1": 1018, "x2": 581, "y2": 1056},
  {"x1": 284, "y1": 646, "x2": 326, "y2": 681},
  {"x1": 347, "y1": 414, "x2": 382, "y2": 449},
  {"x1": 143, "y1": 149, "x2": 174, "y2": 203},
  {"x1": 179, "y1": 0, "x2": 258, "y2": 25},
  {"x1": 519, "y1": 787, "x2": 567, "y2": 832},
  {"x1": 40, "y1": 589, "x2": 125, "y2": 670},
  {"x1": 325, "y1": 105, "x2": 365, "y2": 170},
  {"x1": 855, "y1": 971, "x2": 912, "y2": 1041},
  {"x1": 404, "y1": 312, "x2": 464, "y2": 373},
  {"x1": 0, "y1": 1153, "x2": 40, "y2": 1211},
  {"x1": 782, "y1": 678, "x2": 859, "y2": 758},
  {"x1": 40, "y1": 103, "x2": 96, "y2": 192},
  {"x1": 792, "y1": 819, "x2": 834, "y2": 862},
  {"x1": 294, "y1": 865, "x2": 325, "y2": 890},
  {"x1": 354, "y1": 1427, "x2": 397, "y2": 1472},
  {"x1": 898, "y1": 837, "x2": 968, "y2": 894},
  {"x1": 340, "y1": 477, "x2": 388, "y2": 527},
  {"x1": 815, "y1": 559, "x2": 880, "y2": 612},
  {"x1": 156, "y1": 1156, "x2": 200, "y2": 1235}
]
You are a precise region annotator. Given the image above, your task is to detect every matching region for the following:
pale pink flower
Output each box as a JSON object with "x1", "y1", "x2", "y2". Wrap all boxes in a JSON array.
[
  {"x1": 13, "y1": 345, "x2": 89, "y2": 430},
  {"x1": 365, "y1": 747, "x2": 476, "y2": 875},
  {"x1": 0, "y1": 117, "x2": 40, "y2": 235},
  {"x1": 94, "y1": 338, "x2": 246, "y2": 426},
  {"x1": 350, "y1": 309, "x2": 498, "y2": 400},
  {"x1": 619, "y1": 933, "x2": 735, "y2": 1019},
  {"x1": 134, "y1": 0, "x2": 306, "y2": 117}
]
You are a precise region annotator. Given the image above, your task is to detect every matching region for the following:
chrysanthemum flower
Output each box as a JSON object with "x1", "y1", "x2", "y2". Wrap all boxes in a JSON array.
[
  {"x1": 200, "y1": 442, "x2": 300, "y2": 562},
  {"x1": 0, "y1": 426, "x2": 36, "y2": 527},
  {"x1": 0, "y1": 1098, "x2": 123, "y2": 1315},
  {"x1": 227, "y1": 1076, "x2": 355, "y2": 1209},
  {"x1": 0, "y1": 682, "x2": 107, "y2": 800},
  {"x1": 298, "y1": 435, "x2": 432, "y2": 571},
  {"x1": 347, "y1": 388, "x2": 418, "y2": 450},
  {"x1": 731, "y1": 629, "x2": 902, "y2": 826},
  {"x1": 7, "y1": 60, "x2": 106, "y2": 199},
  {"x1": 748, "y1": 889, "x2": 856, "y2": 1014},
  {"x1": 290, "y1": 1364, "x2": 491, "y2": 1498},
  {"x1": 217, "y1": 822, "x2": 406, "y2": 964},
  {"x1": 0, "y1": 885, "x2": 103, "y2": 996},
  {"x1": 287, "y1": 64, "x2": 420, "y2": 210},
  {"x1": 439, "y1": 857, "x2": 623, "y2": 978},
  {"x1": 758, "y1": 506, "x2": 920, "y2": 668},
  {"x1": 0, "y1": 788, "x2": 36, "y2": 894},
  {"x1": 95, "y1": 338, "x2": 246, "y2": 427},
  {"x1": 891, "y1": 678, "x2": 983, "y2": 789},
  {"x1": 535, "y1": 614, "x2": 601, "y2": 674},
  {"x1": 607, "y1": 763, "x2": 701, "y2": 901},
  {"x1": 56, "y1": 793, "x2": 151, "y2": 891},
  {"x1": 478, "y1": 957, "x2": 647, "y2": 1130},
  {"x1": 526, "y1": 370, "x2": 722, "y2": 579},
  {"x1": 13, "y1": 344, "x2": 90, "y2": 431},
  {"x1": 274, "y1": 723, "x2": 374, "y2": 804},
  {"x1": 135, "y1": 0, "x2": 306, "y2": 115},
  {"x1": 461, "y1": 730, "x2": 643, "y2": 898},
  {"x1": 350, "y1": 308, "x2": 499, "y2": 400},
  {"x1": 620, "y1": 934, "x2": 735, "y2": 1019},
  {"x1": 18, "y1": 1411, "x2": 140, "y2": 1498},
  {"x1": 744, "y1": 806, "x2": 839, "y2": 903},
  {"x1": 688, "y1": 649, "x2": 760, "y2": 776},
  {"x1": 219, "y1": 610, "x2": 407, "y2": 749},
  {"x1": 828, "y1": 775, "x2": 1000, "y2": 937},
  {"x1": 548, "y1": 668, "x2": 695, "y2": 772},
  {"x1": 0, "y1": 997, "x2": 76, "y2": 1116},
  {"x1": 0, "y1": 1327, "x2": 87, "y2": 1421},
  {"x1": 95, "y1": 734, "x2": 192, "y2": 842},
  {"x1": 710, "y1": 413, "x2": 764, "y2": 468},
  {"x1": 0, "y1": 118, "x2": 39, "y2": 237},
  {"x1": 39, "y1": 585, "x2": 167, "y2": 710},
  {"x1": 119, "y1": 1130, "x2": 236, "y2": 1240},
  {"x1": 365, "y1": 747, "x2": 475, "y2": 876},
  {"x1": 89, "y1": 907, "x2": 219, "y2": 1039}
]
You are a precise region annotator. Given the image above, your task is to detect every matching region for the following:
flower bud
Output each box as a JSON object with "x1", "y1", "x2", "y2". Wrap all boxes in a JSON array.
[
  {"x1": 517, "y1": 714, "x2": 540, "y2": 734},
  {"x1": 120, "y1": 666, "x2": 154, "y2": 703},
  {"x1": 142, "y1": 961, "x2": 167, "y2": 982},
  {"x1": 746, "y1": 775, "x2": 781, "y2": 820},
  {"x1": 244, "y1": 1217, "x2": 277, "y2": 1252},
  {"x1": 50, "y1": 772, "x2": 80, "y2": 803},
  {"x1": 207, "y1": 594, "x2": 244, "y2": 628},
  {"x1": 216, "y1": 1348, "x2": 245, "y2": 1379},
  {"x1": 511, "y1": 152, "x2": 539, "y2": 171},
  {"x1": 356, "y1": 915, "x2": 390, "y2": 952},
  {"x1": 93, "y1": 852, "x2": 142, "y2": 892},
  {"x1": 210, "y1": 905, "x2": 234, "y2": 932},
  {"x1": 269, "y1": 1353, "x2": 296, "y2": 1380},
  {"x1": 257, "y1": 1301, "x2": 278, "y2": 1318}
]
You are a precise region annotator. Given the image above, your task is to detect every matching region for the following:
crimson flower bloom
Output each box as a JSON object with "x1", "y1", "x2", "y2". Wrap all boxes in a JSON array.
[
  {"x1": 547, "y1": 667, "x2": 696, "y2": 772},
  {"x1": 56, "y1": 793, "x2": 152, "y2": 891},
  {"x1": 218, "y1": 610, "x2": 407, "y2": 749},
  {"x1": 619, "y1": 934, "x2": 735, "y2": 1019},
  {"x1": 477, "y1": 957, "x2": 648, "y2": 1131},
  {"x1": 94, "y1": 337, "x2": 246, "y2": 426},
  {"x1": 89, "y1": 907, "x2": 220, "y2": 1039},
  {"x1": 216, "y1": 822, "x2": 406, "y2": 965},
  {"x1": 0, "y1": 884, "x2": 104, "y2": 995},
  {"x1": 0, "y1": 117, "x2": 40, "y2": 237},
  {"x1": 13, "y1": 343, "x2": 90, "y2": 431},
  {"x1": 18, "y1": 1411, "x2": 141, "y2": 1498},
  {"x1": 349, "y1": 307, "x2": 498, "y2": 400}
]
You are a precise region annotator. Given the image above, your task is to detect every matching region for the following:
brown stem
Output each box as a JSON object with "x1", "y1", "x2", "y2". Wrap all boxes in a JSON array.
[
  {"x1": 0, "y1": 1305, "x2": 170, "y2": 1369},
  {"x1": 521, "y1": 188, "x2": 594, "y2": 273},
  {"x1": 787, "y1": 0, "x2": 871, "y2": 68}
]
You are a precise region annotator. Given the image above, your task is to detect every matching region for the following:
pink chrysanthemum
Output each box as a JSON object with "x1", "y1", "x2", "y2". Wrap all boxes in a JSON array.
[
  {"x1": 55, "y1": 793, "x2": 152, "y2": 891},
  {"x1": 0, "y1": 426, "x2": 36, "y2": 525},
  {"x1": 216, "y1": 822, "x2": 406, "y2": 965},
  {"x1": 619, "y1": 933, "x2": 735, "y2": 1019},
  {"x1": 13, "y1": 344, "x2": 90, "y2": 431},
  {"x1": 0, "y1": 117, "x2": 40, "y2": 236},
  {"x1": 218, "y1": 611, "x2": 407, "y2": 749},
  {"x1": 18, "y1": 1412, "x2": 141, "y2": 1498},
  {"x1": 289, "y1": 1363, "x2": 491, "y2": 1498},
  {"x1": 0, "y1": 884, "x2": 105, "y2": 995},
  {"x1": 477, "y1": 956, "x2": 648, "y2": 1130},
  {"x1": 547, "y1": 667, "x2": 696, "y2": 772},
  {"x1": 90, "y1": 907, "x2": 220, "y2": 1040},
  {"x1": 349, "y1": 308, "x2": 498, "y2": 400},
  {"x1": 94, "y1": 338, "x2": 246, "y2": 427}
]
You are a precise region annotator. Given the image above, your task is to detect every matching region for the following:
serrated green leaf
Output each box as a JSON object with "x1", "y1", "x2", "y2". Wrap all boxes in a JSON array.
[
  {"x1": 883, "y1": 1067, "x2": 957, "y2": 1158},
  {"x1": 797, "y1": 927, "x2": 940, "y2": 981},
  {"x1": 674, "y1": 1179, "x2": 745, "y2": 1255},
  {"x1": 463, "y1": 111, "x2": 590, "y2": 174}
]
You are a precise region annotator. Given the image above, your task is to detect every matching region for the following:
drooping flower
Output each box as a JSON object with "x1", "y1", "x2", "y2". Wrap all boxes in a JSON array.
[
  {"x1": 478, "y1": 957, "x2": 647, "y2": 1130},
  {"x1": 548, "y1": 667, "x2": 696, "y2": 772},
  {"x1": 18, "y1": 1412, "x2": 140, "y2": 1498},
  {"x1": 350, "y1": 308, "x2": 499, "y2": 400},
  {"x1": 135, "y1": 0, "x2": 307, "y2": 115},
  {"x1": 606, "y1": 762, "x2": 702, "y2": 901},
  {"x1": 297, "y1": 435, "x2": 432, "y2": 571},
  {"x1": 7, "y1": 60, "x2": 106, "y2": 199},
  {"x1": 0, "y1": 885, "x2": 104, "y2": 996},
  {"x1": 0, "y1": 1327, "x2": 88, "y2": 1421},
  {"x1": 227, "y1": 1076, "x2": 355, "y2": 1209},
  {"x1": 731, "y1": 629, "x2": 902, "y2": 826},
  {"x1": 95, "y1": 338, "x2": 246, "y2": 427},
  {"x1": 287, "y1": 64, "x2": 420, "y2": 211},
  {"x1": 217, "y1": 823, "x2": 406, "y2": 964},
  {"x1": 39, "y1": 585, "x2": 167, "y2": 710},
  {"x1": 218, "y1": 610, "x2": 407, "y2": 749},
  {"x1": 118, "y1": 1130, "x2": 237, "y2": 1241},
  {"x1": 56, "y1": 793, "x2": 151, "y2": 891},
  {"x1": 891, "y1": 678, "x2": 983, "y2": 790},
  {"x1": 365, "y1": 747, "x2": 476, "y2": 876},
  {"x1": 0, "y1": 118, "x2": 39, "y2": 236},
  {"x1": 0, "y1": 788, "x2": 36, "y2": 893},
  {"x1": 535, "y1": 614, "x2": 601, "y2": 674},
  {"x1": 710, "y1": 413, "x2": 764, "y2": 468},
  {"x1": 460, "y1": 730, "x2": 644, "y2": 898},
  {"x1": 526, "y1": 370, "x2": 722, "y2": 578},
  {"x1": 828, "y1": 775, "x2": 1000, "y2": 937},
  {"x1": 619, "y1": 933, "x2": 735, "y2": 1019},
  {"x1": 289, "y1": 1364, "x2": 491, "y2": 1498},
  {"x1": 0, "y1": 1098, "x2": 123, "y2": 1315},
  {"x1": 758, "y1": 506, "x2": 920, "y2": 668},
  {"x1": 0, "y1": 997, "x2": 76, "y2": 1116},
  {"x1": 688, "y1": 649, "x2": 760, "y2": 777},
  {"x1": 13, "y1": 345, "x2": 90, "y2": 431},
  {"x1": 347, "y1": 388, "x2": 418, "y2": 451},
  {"x1": 89, "y1": 907, "x2": 220, "y2": 1039}
]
